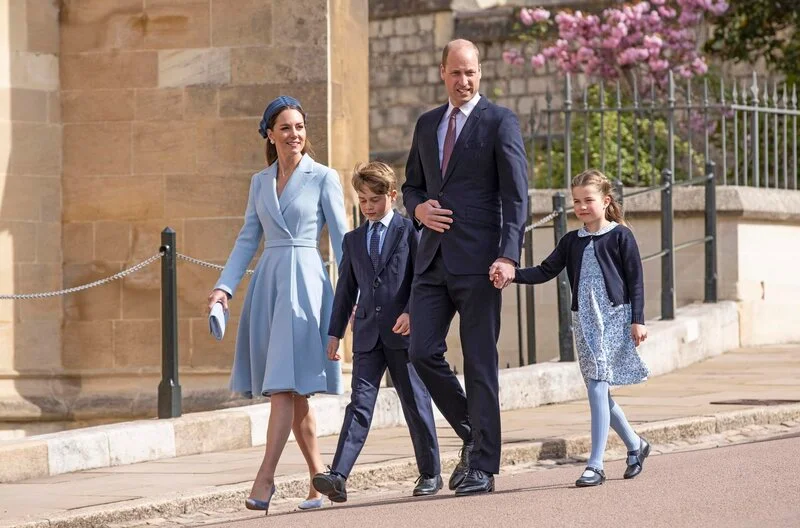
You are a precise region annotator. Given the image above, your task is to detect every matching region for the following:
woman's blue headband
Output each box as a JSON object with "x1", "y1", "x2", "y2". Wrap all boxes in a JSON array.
[{"x1": 259, "y1": 96, "x2": 304, "y2": 139}]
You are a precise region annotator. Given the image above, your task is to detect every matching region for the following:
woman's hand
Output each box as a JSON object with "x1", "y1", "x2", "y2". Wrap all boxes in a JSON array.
[
  {"x1": 327, "y1": 336, "x2": 341, "y2": 361},
  {"x1": 631, "y1": 323, "x2": 647, "y2": 347},
  {"x1": 207, "y1": 288, "x2": 229, "y2": 312}
]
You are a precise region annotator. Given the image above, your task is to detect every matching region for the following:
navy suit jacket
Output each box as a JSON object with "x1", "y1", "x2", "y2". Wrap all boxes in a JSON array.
[
  {"x1": 328, "y1": 213, "x2": 418, "y2": 352},
  {"x1": 402, "y1": 95, "x2": 528, "y2": 275}
]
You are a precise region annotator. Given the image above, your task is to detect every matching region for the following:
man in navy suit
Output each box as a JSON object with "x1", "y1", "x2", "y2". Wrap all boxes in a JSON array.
[
  {"x1": 402, "y1": 39, "x2": 528, "y2": 495},
  {"x1": 313, "y1": 161, "x2": 442, "y2": 503}
]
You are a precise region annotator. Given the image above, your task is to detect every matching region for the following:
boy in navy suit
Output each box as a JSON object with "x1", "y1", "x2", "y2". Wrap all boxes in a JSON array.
[{"x1": 313, "y1": 162, "x2": 442, "y2": 502}]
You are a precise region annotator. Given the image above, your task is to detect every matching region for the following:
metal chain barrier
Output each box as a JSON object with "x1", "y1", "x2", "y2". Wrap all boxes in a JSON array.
[
  {"x1": 524, "y1": 209, "x2": 561, "y2": 233},
  {"x1": 0, "y1": 252, "x2": 164, "y2": 300},
  {"x1": 177, "y1": 253, "x2": 254, "y2": 275}
]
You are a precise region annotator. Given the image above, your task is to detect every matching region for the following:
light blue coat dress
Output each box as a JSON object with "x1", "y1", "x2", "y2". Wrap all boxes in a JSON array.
[{"x1": 215, "y1": 154, "x2": 348, "y2": 397}]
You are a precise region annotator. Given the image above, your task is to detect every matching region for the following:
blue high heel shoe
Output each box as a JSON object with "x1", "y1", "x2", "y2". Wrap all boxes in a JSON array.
[{"x1": 245, "y1": 485, "x2": 276, "y2": 514}]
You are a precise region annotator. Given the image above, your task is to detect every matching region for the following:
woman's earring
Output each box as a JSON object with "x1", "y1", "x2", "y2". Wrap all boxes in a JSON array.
[{"x1": 269, "y1": 139, "x2": 275, "y2": 144}]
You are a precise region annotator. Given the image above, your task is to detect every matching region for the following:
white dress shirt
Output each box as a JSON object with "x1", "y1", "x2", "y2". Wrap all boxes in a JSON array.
[{"x1": 437, "y1": 92, "x2": 482, "y2": 167}]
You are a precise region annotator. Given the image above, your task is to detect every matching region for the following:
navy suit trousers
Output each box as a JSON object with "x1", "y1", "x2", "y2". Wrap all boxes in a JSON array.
[
  {"x1": 331, "y1": 339, "x2": 440, "y2": 478},
  {"x1": 409, "y1": 251, "x2": 502, "y2": 474}
]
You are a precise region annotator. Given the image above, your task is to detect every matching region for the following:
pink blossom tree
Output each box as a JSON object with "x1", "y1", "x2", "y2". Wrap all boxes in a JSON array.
[{"x1": 504, "y1": 0, "x2": 729, "y2": 91}]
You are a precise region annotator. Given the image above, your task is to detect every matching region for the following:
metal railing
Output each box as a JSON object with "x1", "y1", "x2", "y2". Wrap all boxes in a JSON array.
[
  {"x1": 530, "y1": 71, "x2": 799, "y2": 190},
  {"x1": 517, "y1": 161, "x2": 718, "y2": 365}
]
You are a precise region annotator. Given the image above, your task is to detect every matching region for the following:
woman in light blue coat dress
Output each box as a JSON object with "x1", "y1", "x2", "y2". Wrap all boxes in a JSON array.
[{"x1": 207, "y1": 96, "x2": 348, "y2": 514}]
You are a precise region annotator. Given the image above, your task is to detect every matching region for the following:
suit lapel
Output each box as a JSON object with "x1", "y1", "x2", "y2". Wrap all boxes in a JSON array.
[
  {"x1": 442, "y1": 96, "x2": 487, "y2": 186},
  {"x1": 374, "y1": 213, "x2": 404, "y2": 277},
  {"x1": 279, "y1": 153, "x2": 317, "y2": 213},
  {"x1": 426, "y1": 104, "x2": 448, "y2": 192},
  {"x1": 261, "y1": 164, "x2": 291, "y2": 235},
  {"x1": 354, "y1": 222, "x2": 370, "y2": 270}
]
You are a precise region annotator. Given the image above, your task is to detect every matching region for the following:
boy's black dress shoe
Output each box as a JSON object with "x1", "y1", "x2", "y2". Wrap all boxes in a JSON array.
[
  {"x1": 413, "y1": 474, "x2": 443, "y2": 496},
  {"x1": 448, "y1": 441, "x2": 474, "y2": 490},
  {"x1": 624, "y1": 437, "x2": 651, "y2": 479},
  {"x1": 454, "y1": 468, "x2": 494, "y2": 495},
  {"x1": 575, "y1": 466, "x2": 606, "y2": 487},
  {"x1": 312, "y1": 470, "x2": 347, "y2": 503}
]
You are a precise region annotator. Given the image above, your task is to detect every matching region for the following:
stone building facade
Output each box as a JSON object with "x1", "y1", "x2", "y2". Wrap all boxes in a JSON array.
[{"x1": 0, "y1": 0, "x2": 368, "y2": 424}]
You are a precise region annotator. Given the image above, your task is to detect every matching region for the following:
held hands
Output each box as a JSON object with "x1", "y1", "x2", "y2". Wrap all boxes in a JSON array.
[
  {"x1": 414, "y1": 200, "x2": 453, "y2": 233},
  {"x1": 489, "y1": 258, "x2": 516, "y2": 289},
  {"x1": 207, "y1": 288, "x2": 229, "y2": 312},
  {"x1": 631, "y1": 323, "x2": 648, "y2": 347},
  {"x1": 327, "y1": 336, "x2": 341, "y2": 361},
  {"x1": 392, "y1": 313, "x2": 411, "y2": 336}
]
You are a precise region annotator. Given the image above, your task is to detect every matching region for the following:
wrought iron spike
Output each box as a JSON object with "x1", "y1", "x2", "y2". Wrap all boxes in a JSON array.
[
  {"x1": 750, "y1": 72, "x2": 759, "y2": 104},
  {"x1": 668, "y1": 70, "x2": 675, "y2": 103},
  {"x1": 720, "y1": 77, "x2": 726, "y2": 104},
  {"x1": 772, "y1": 81, "x2": 778, "y2": 108},
  {"x1": 599, "y1": 82, "x2": 606, "y2": 108},
  {"x1": 687, "y1": 77, "x2": 692, "y2": 103}
]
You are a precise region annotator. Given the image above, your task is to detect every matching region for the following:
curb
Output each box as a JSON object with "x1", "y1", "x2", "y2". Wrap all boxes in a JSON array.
[
  {"x1": 6, "y1": 402, "x2": 799, "y2": 528},
  {"x1": 0, "y1": 301, "x2": 739, "y2": 484}
]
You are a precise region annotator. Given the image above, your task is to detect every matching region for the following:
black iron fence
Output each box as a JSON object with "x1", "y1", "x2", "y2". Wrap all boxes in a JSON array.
[{"x1": 529, "y1": 71, "x2": 799, "y2": 190}]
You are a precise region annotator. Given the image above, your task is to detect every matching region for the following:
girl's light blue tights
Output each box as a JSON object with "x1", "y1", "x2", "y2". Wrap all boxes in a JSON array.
[{"x1": 587, "y1": 379, "x2": 641, "y2": 470}]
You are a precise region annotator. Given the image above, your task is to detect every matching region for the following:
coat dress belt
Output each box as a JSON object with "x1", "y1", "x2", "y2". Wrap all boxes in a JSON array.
[{"x1": 264, "y1": 238, "x2": 318, "y2": 249}]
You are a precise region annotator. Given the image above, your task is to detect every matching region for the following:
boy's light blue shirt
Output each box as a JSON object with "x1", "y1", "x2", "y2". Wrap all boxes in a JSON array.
[{"x1": 365, "y1": 208, "x2": 394, "y2": 255}]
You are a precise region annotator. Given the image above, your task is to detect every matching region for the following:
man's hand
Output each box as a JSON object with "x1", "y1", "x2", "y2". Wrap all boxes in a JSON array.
[
  {"x1": 414, "y1": 200, "x2": 453, "y2": 233},
  {"x1": 327, "y1": 336, "x2": 341, "y2": 361},
  {"x1": 631, "y1": 323, "x2": 647, "y2": 347},
  {"x1": 392, "y1": 313, "x2": 411, "y2": 335},
  {"x1": 489, "y1": 258, "x2": 515, "y2": 289}
]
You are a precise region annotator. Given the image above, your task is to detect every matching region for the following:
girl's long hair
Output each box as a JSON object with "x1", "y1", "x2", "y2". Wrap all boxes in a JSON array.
[{"x1": 571, "y1": 169, "x2": 624, "y2": 225}]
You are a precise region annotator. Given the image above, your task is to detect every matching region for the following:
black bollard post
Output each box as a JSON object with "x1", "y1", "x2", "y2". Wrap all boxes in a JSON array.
[
  {"x1": 704, "y1": 161, "x2": 718, "y2": 303},
  {"x1": 158, "y1": 227, "x2": 181, "y2": 418},
  {"x1": 553, "y1": 193, "x2": 574, "y2": 362}
]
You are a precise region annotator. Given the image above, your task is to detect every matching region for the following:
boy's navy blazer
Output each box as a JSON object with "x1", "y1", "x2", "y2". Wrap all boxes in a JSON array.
[{"x1": 328, "y1": 212, "x2": 418, "y2": 352}]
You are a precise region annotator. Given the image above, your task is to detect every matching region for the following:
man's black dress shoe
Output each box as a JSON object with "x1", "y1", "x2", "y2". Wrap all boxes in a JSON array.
[
  {"x1": 623, "y1": 437, "x2": 651, "y2": 479},
  {"x1": 312, "y1": 470, "x2": 347, "y2": 503},
  {"x1": 448, "y1": 441, "x2": 474, "y2": 490},
  {"x1": 575, "y1": 466, "x2": 606, "y2": 487},
  {"x1": 413, "y1": 474, "x2": 443, "y2": 496},
  {"x1": 454, "y1": 468, "x2": 494, "y2": 495}
]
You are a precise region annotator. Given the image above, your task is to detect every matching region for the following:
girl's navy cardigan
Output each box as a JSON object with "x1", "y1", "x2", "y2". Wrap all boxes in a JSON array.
[{"x1": 513, "y1": 224, "x2": 645, "y2": 325}]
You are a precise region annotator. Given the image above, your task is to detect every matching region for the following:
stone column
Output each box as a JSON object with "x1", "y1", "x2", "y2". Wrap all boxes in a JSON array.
[
  {"x1": 2, "y1": 0, "x2": 369, "y2": 423},
  {"x1": 0, "y1": 0, "x2": 63, "y2": 421}
]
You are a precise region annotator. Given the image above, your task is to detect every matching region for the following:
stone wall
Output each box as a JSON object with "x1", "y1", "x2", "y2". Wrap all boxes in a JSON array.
[
  {"x1": 0, "y1": 0, "x2": 63, "y2": 418},
  {"x1": 0, "y1": 0, "x2": 369, "y2": 422}
]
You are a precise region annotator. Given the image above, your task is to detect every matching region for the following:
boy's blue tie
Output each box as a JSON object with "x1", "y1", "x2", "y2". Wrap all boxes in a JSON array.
[{"x1": 369, "y1": 223, "x2": 382, "y2": 270}]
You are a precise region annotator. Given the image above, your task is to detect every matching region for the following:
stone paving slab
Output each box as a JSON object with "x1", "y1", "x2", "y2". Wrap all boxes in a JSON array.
[{"x1": 0, "y1": 344, "x2": 798, "y2": 528}]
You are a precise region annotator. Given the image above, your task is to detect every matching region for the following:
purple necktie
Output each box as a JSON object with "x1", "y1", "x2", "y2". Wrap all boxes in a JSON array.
[{"x1": 441, "y1": 107, "x2": 459, "y2": 176}]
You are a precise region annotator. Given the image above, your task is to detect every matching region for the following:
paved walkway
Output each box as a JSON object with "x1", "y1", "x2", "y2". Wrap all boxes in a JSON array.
[{"x1": 0, "y1": 345, "x2": 798, "y2": 527}]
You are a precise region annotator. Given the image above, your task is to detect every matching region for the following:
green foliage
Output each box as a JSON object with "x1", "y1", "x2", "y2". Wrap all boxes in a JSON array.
[
  {"x1": 705, "y1": 0, "x2": 800, "y2": 86},
  {"x1": 529, "y1": 88, "x2": 704, "y2": 189}
]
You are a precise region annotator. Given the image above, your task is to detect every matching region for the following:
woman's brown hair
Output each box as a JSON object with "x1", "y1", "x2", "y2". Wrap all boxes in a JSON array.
[
  {"x1": 264, "y1": 105, "x2": 314, "y2": 166},
  {"x1": 571, "y1": 169, "x2": 624, "y2": 224}
]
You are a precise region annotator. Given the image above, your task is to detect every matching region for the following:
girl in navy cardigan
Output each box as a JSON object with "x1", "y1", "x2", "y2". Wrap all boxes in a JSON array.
[{"x1": 493, "y1": 169, "x2": 651, "y2": 487}]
